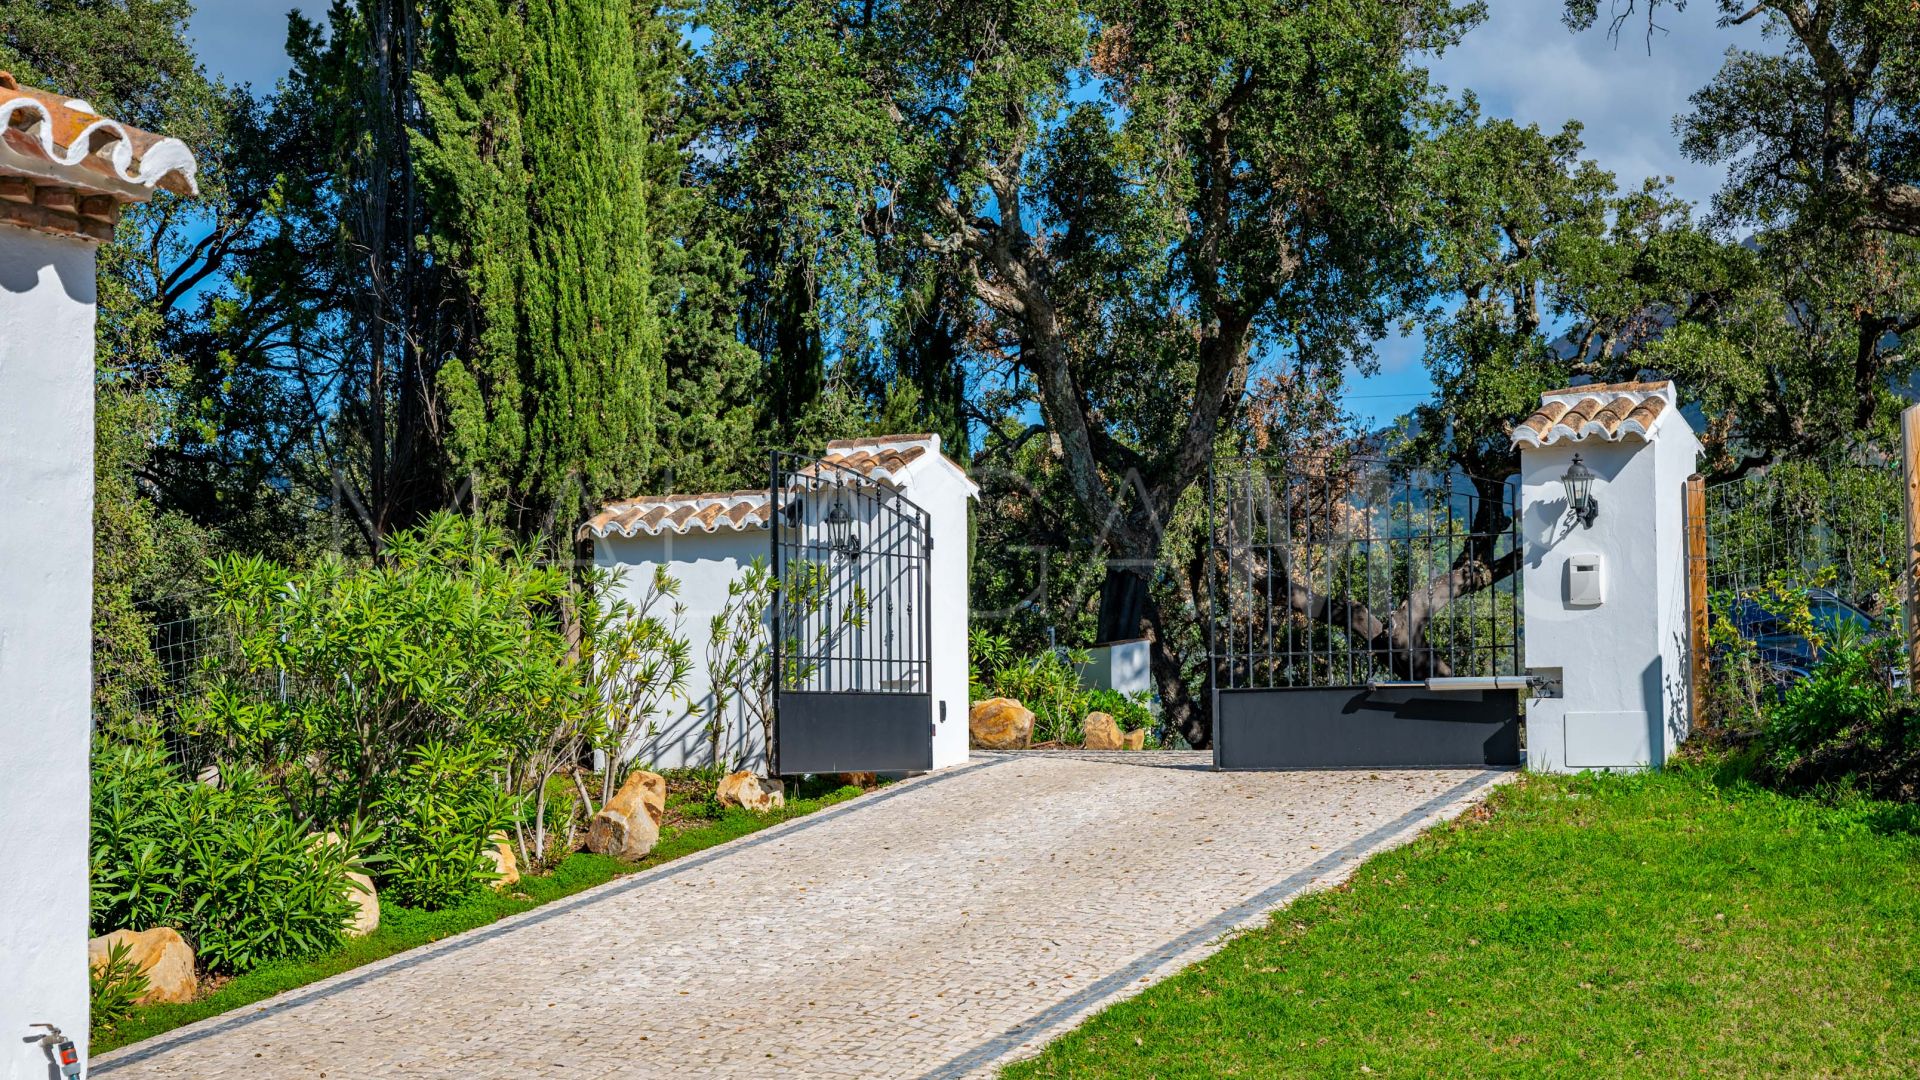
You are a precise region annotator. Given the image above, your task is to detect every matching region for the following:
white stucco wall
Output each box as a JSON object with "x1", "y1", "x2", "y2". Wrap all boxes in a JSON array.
[
  {"x1": 596, "y1": 528, "x2": 771, "y2": 771},
  {"x1": 0, "y1": 227, "x2": 98, "y2": 1075},
  {"x1": 1520, "y1": 411, "x2": 1700, "y2": 772},
  {"x1": 919, "y1": 461, "x2": 972, "y2": 770}
]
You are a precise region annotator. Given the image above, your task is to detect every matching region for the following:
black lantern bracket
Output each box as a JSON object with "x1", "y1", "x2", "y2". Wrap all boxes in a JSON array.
[
  {"x1": 825, "y1": 486, "x2": 862, "y2": 561},
  {"x1": 1561, "y1": 453, "x2": 1599, "y2": 529}
]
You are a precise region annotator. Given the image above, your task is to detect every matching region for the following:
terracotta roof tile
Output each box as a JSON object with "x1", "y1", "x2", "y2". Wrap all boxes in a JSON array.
[
  {"x1": 582, "y1": 434, "x2": 969, "y2": 539},
  {"x1": 1510, "y1": 381, "x2": 1676, "y2": 447},
  {"x1": 0, "y1": 72, "x2": 197, "y2": 241}
]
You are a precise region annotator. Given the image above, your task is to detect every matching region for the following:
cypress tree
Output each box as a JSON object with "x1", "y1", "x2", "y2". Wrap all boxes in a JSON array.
[{"x1": 422, "y1": 0, "x2": 663, "y2": 546}]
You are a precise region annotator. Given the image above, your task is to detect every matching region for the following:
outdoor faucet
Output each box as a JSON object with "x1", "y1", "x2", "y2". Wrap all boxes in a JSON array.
[{"x1": 30, "y1": 1024, "x2": 82, "y2": 1079}]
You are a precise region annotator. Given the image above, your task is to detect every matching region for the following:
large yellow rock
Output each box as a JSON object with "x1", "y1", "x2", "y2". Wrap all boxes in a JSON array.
[
  {"x1": 969, "y1": 698, "x2": 1034, "y2": 750},
  {"x1": 1082, "y1": 711, "x2": 1123, "y2": 750},
  {"x1": 485, "y1": 832, "x2": 520, "y2": 888},
  {"x1": 344, "y1": 871, "x2": 380, "y2": 936},
  {"x1": 716, "y1": 771, "x2": 785, "y2": 813},
  {"x1": 587, "y1": 771, "x2": 666, "y2": 860},
  {"x1": 88, "y1": 927, "x2": 196, "y2": 1004},
  {"x1": 1121, "y1": 728, "x2": 1147, "y2": 751}
]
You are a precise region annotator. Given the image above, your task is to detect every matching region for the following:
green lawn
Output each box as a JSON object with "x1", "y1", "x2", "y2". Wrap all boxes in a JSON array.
[
  {"x1": 97, "y1": 779, "x2": 865, "y2": 1054},
  {"x1": 1005, "y1": 765, "x2": 1920, "y2": 1078}
]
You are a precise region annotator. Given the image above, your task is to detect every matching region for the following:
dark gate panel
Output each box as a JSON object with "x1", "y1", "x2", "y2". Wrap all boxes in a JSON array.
[
  {"x1": 774, "y1": 692, "x2": 933, "y2": 774},
  {"x1": 1207, "y1": 461, "x2": 1526, "y2": 769},
  {"x1": 1215, "y1": 688, "x2": 1520, "y2": 770},
  {"x1": 771, "y1": 450, "x2": 932, "y2": 775}
]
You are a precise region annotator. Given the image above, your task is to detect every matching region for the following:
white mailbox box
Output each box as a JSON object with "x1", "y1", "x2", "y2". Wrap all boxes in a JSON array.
[{"x1": 1567, "y1": 553, "x2": 1605, "y2": 606}]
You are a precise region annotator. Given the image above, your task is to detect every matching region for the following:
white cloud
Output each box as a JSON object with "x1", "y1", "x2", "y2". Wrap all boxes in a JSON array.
[{"x1": 1426, "y1": 0, "x2": 1772, "y2": 212}]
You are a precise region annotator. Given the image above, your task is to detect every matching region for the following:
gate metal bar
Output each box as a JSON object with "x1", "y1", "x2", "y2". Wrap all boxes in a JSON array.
[
  {"x1": 1207, "y1": 460, "x2": 1524, "y2": 769},
  {"x1": 770, "y1": 450, "x2": 933, "y2": 775}
]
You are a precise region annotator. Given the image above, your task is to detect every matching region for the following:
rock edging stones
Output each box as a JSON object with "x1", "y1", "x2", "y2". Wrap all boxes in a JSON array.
[
  {"x1": 88, "y1": 927, "x2": 197, "y2": 1004},
  {"x1": 717, "y1": 771, "x2": 785, "y2": 812},
  {"x1": 1081, "y1": 710, "x2": 1123, "y2": 750},
  {"x1": 969, "y1": 697, "x2": 1035, "y2": 749},
  {"x1": 587, "y1": 769, "x2": 667, "y2": 859}
]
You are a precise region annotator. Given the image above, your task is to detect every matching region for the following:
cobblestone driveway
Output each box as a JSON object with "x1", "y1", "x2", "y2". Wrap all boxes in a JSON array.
[{"x1": 94, "y1": 752, "x2": 1509, "y2": 1079}]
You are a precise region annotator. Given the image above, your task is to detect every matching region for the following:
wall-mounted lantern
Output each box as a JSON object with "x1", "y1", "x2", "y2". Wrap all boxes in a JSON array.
[
  {"x1": 825, "y1": 488, "x2": 862, "y2": 561},
  {"x1": 1561, "y1": 453, "x2": 1599, "y2": 528}
]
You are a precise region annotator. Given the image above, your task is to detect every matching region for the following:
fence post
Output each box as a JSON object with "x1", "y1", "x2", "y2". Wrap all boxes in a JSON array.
[
  {"x1": 1903, "y1": 405, "x2": 1920, "y2": 678},
  {"x1": 1684, "y1": 473, "x2": 1709, "y2": 731}
]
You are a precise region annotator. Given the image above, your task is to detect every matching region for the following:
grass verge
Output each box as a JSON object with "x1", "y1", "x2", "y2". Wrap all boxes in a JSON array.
[
  {"x1": 1004, "y1": 764, "x2": 1920, "y2": 1078},
  {"x1": 97, "y1": 778, "x2": 866, "y2": 1054}
]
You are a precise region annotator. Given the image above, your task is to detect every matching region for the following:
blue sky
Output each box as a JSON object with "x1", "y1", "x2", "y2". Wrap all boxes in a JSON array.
[{"x1": 188, "y1": 0, "x2": 1765, "y2": 427}]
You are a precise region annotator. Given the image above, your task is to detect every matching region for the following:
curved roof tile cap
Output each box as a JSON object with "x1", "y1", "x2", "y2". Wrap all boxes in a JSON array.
[
  {"x1": 1510, "y1": 379, "x2": 1674, "y2": 448},
  {"x1": 0, "y1": 71, "x2": 198, "y2": 241},
  {"x1": 582, "y1": 433, "x2": 977, "y2": 539}
]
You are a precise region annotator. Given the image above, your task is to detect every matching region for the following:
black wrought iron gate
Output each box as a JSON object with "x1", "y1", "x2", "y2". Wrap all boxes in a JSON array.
[
  {"x1": 1207, "y1": 461, "x2": 1525, "y2": 769},
  {"x1": 770, "y1": 450, "x2": 933, "y2": 775}
]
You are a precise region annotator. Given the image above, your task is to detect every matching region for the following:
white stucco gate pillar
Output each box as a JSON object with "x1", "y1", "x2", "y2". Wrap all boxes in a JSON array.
[
  {"x1": 1512, "y1": 380, "x2": 1701, "y2": 772},
  {"x1": 0, "y1": 75, "x2": 195, "y2": 1076}
]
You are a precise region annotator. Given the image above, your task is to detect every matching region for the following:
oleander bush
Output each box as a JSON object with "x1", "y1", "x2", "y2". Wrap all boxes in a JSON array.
[
  {"x1": 89, "y1": 938, "x2": 150, "y2": 1034},
  {"x1": 373, "y1": 739, "x2": 519, "y2": 909},
  {"x1": 1084, "y1": 687, "x2": 1154, "y2": 734},
  {"x1": 89, "y1": 742, "x2": 371, "y2": 973}
]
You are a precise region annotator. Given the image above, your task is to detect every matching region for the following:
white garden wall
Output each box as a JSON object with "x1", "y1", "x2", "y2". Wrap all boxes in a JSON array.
[
  {"x1": 595, "y1": 528, "x2": 772, "y2": 770},
  {"x1": 0, "y1": 223, "x2": 99, "y2": 1077}
]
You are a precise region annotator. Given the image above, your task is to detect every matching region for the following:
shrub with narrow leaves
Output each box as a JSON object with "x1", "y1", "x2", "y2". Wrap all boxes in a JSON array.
[
  {"x1": 374, "y1": 739, "x2": 519, "y2": 909},
  {"x1": 89, "y1": 743, "x2": 373, "y2": 973}
]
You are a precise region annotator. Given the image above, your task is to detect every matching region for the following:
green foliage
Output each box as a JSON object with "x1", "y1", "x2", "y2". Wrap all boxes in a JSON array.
[
  {"x1": 188, "y1": 513, "x2": 578, "y2": 823},
  {"x1": 1754, "y1": 636, "x2": 1920, "y2": 802},
  {"x1": 90, "y1": 939, "x2": 151, "y2": 1036},
  {"x1": 89, "y1": 743, "x2": 370, "y2": 974},
  {"x1": 1084, "y1": 688, "x2": 1153, "y2": 734},
  {"x1": 1406, "y1": 101, "x2": 1750, "y2": 480},
  {"x1": 422, "y1": 0, "x2": 669, "y2": 540},
  {"x1": 972, "y1": 636, "x2": 1097, "y2": 745},
  {"x1": 373, "y1": 740, "x2": 518, "y2": 910}
]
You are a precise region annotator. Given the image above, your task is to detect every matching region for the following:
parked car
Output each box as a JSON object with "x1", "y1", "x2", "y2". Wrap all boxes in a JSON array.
[{"x1": 1717, "y1": 587, "x2": 1884, "y2": 687}]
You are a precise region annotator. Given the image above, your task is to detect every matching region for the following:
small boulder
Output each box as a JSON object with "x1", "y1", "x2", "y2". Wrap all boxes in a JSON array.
[
  {"x1": 1121, "y1": 728, "x2": 1147, "y2": 751},
  {"x1": 311, "y1": 830, "x2": 379, "y2": 931},
  {"x1": 969, "y1": 698, "x2": 1034, "y2": 750},
  {"x1": 1082, "y1": 711, "x2": 1123, "y2": 750},
  {"x1": 485, "y1": 832, "x2": 521, "y2": 887},
  {"x1": 836, "y1": 772, "x2": 879, "y2": 789},
  {"x1": 717, "y1": 771, "x2": 785, "y2": 812},
  {"x1": 88, "y1": 927, "x2": 196, "y2": 1005},
  {"x1": 621, "y1": 770, "x2": 670, "y2": 828},
  {"x1": 586, "y1": 770, "x2": 668, "y2": 860},
  {"x1": 344, "y1": 871, "x2": 380, "y2": 936}
]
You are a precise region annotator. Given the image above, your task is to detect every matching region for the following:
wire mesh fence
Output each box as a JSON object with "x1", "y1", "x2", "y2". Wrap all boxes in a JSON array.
[
  {"x1": 1698, "y1": 457, "x2": 1910, "y2": 727},
  {"x1": 98, "y1": 592, "x2": 285, "y2": 730},
  {"x1": 1703, "y1": 460, "x2": 1907, "y2": 617}
]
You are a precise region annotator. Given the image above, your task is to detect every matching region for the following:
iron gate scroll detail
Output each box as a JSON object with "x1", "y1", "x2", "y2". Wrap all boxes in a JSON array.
[
  {"x1": 1207, "y1": 461, "x2": 1525, "y2": 769},
  {"x1": 770, "y1": 450, "x2": 933, "y2": 775}
]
